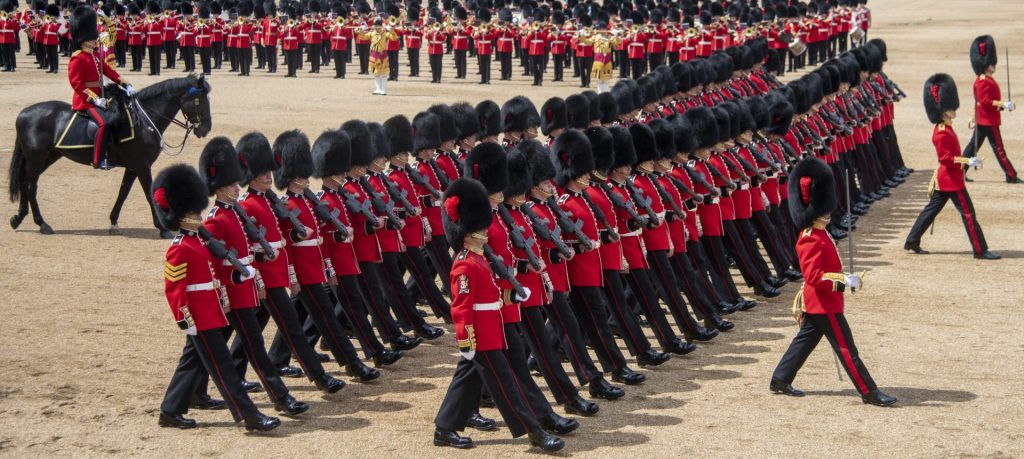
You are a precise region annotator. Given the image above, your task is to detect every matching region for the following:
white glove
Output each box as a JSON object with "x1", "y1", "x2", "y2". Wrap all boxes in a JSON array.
[
  {"x1": 460, "y1": 350, "x2": 476, "y2": 361},
  {"x1": 968, "y1": 157, "x2": 982, "y2": 168},
  {"x1": 93, "y1": 98, "x2": 107, "y2": 109},
  {"x1": 845, "y1": 274, "x2": 862, "y2": 291},
  {"x1": 124, "y1": 84, "x2": 137, "y2": 97},
  {"x1": 1004, "y1": 101, "x2": 1016, "y2": 112},
  {"x1": 514, "y1": 286, "x2": 532, "y2": 303},
  {"x1": 184, "y1": 325, "x2": 197, "y2": 336},
  {"x1": 241, "y1": 265, "x2": 257, "y2": 281}
]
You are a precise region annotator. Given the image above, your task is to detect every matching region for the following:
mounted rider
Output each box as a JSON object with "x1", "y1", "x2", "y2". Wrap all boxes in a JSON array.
[{"x1": 67, "y1": 5, "x2": 135, "y2": 170}]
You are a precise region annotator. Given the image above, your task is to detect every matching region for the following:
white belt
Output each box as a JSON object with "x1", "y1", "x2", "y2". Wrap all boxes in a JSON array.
[
  {"x1": 649, "y1": 39, "x2": 662, "y2": 42},
  {"x1": 656, "y1": 211, "x2": 666, "y2": 219},
  {"x1": 429, "y1": 41, "x2": 443, "y2": 45},
  {"x1": 711, "y1": 197, "x2": 721, "y2": 204},
  {"x1": 186, "y1": 282, "x2": 215, "y2": 292},
  {"x1": 268, "y1": 240, "x2": 284, "y2": 249},
  {"x1": 223, "y1": 255, "x2": 253, "y2": 266},
  {"x1": 629, "y1": 43, "x2": 644, "y2": 47},
  {"x1": 698, "y1": 41, "x2": 711, "y2": 45},
  {"x1": 621, "y1": 229, "x2": 641, "y2": 237},
  {"x1": 292, "y1": 238, "x2": 321, "y2": 247},
  {"x1": 740, "y1": 183, "x2": 750, "y2": 190},
  {"x1": 474, "y1": 301, "x2": 502, "y2": 311},
  {"x1": 498, "y1": 38, "x2": 514, "y2": 42}
]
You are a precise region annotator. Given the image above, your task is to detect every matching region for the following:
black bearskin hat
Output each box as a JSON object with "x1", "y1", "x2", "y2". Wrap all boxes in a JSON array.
[
  {"x1": 648, "y1": 118, "x2": 675, "y2": 160},
  {"x1": 501, "y1": 96, "x2": 539, "y2": 132},
  {"x1": 608, "y1": 126, "x2": 635, "y2": 170},
  {"x1": 236, "y1": 132, "x2": 278, "y2": 185},
  {"x1": 451, "y1": 102, "x2": 480, "y2": 142},
  {"x1": 638, "y1": 75, "x2": 659, "y2": 106},
  {"x1": 672, "y1": 61, "x2": 693, "y2": 93},
  {"x1": 551, "y1": 130, "x2": 594, "y2": 187},
  {"x1": 475, "y1": 99, "x2": 502, "y2": 138},
  {"x1": 442, "y1": 178, "x2": 492, "y2": 252},
  {"x1": 367, "y1": 122, "x2": 389, "y2": 161},
  {"x1": 765, "y1": 94, "x2": 795, "y2": 136},
  {"x1": 44, "y1": 3, "x2": 57, "y2": 16},
  {"x1": 152, "y1": 164, "x2": 209, "y2": 231},
  {"x1": 669, "y1": 114, "x2": 696, "y2": 154},
  {"x1": 629, "y1": 123, "x2": 658, "y2": 164},
  {"x1": 744, "y1": 96, "x2": 770, "y2": 132},
  {"x1": 598, "y1": 92, "x2": 618, "y2": 124},
  {"x1": 464, "y1": 143, "x2": 509, "y2": 194},
  {"x1": 427, "y1": 104, "x2": 460, "y2": 142},
  {"x1": 199, "y1": 137, "x2": 244, "y2": 195},
  {"x1": 868, "y1": 38, "x2": 887, "y2": 62},
  {"x1": 340, "y1": 120, "x2": 375, "y2": 167},
  {"x1": 685, "y1": 106, "x2": 718, "y2": 149},
  {"x1": 540, "y1": 97, "x2": 568, "y2": 136},
  {"x1": 272, "y1": 130, "x2": 313, "y2": 190},
  {"x1": 383, "y1": 115, "x2": 413, "y2": 155},
  {"x1": 181, "y1": 2, "x2": 194, "y2": 15},
  {"x1": 412, "y1": 112, "x2": 442, "y2": 152},
  {"x1": 70, "y1": 5, "x2": 99, "y2": 49},
  {"x1": 565, "y1": 94, "x2": 591, "y2": 130},
  {"x1": 787, "y1": 158, "x2": 836, "y2": 229},
  {"x1": 581, "y1": 91, "x2": 602, "y2": 125},
  {"x1": 585, "y1": 126, "x2": 615, "y2": 173},
  {"x1": 612, "y1": 80, "x2": 634, "y2": 114},
  {"x1": 711, "y1": 106, "x2": 732, "y2": 143},
  {"x1": 312, "y1": 129, "x2": 352, "y2": 178},
  {"x1": 525, "y1": 140, "x2": 556, "y2": 186},
  {"x1": 146, "y1": 1, "x2": 160, "y2": 14},
  {"x1": 969, "y1": 35, "x2": 997, "y2": 76},
  {"x1": 505, "y1": 146, "x2": 534, "y2": 197},
  {"x1": 923, "y1": 73, "x2": 959, "y2": 125}
]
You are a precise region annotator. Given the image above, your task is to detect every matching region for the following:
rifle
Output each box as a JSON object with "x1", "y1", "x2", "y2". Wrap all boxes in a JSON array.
[
  {"x1": 303, "y1": 189, "x2": 350, "y2": 240},
  {"x1": 230, "y1": 203, "x2": 275, "y2": 257},
  {"x1": 359, "y1": 176, "x2": 403, "y2": 229},
  {"x1": 497, "y1": 204, "x2": 544, "y2": 272},
  {"x1": 265, "y1": 190, "x2": 309, "y2": 237},
  {"x1": 624, "y1": 177, "x2": 660, "y2": 225},
  {"x1": 520, "y1": 202, "x2": 573, "y2": 259},
  {"x1": 483, "y1": 243, "x2": 527, "y2": 299},
  {"x1": 382, "y1": 170, "x2": 418, "y2": 216},
  {"x1": 543, "y1": 197, "x2": 594, "y2": 252},
  {"x1": 197, "y1": 225, "x2": 248, "y2": 274},
  {"x1": 406, "y1": 164, "x2": 442, "y2": 199},
  {"x1": 650, "y1": 174, "x2": 686, "y2": 220},
  {"x1": 336, "y1": 184, "x2": 381, "y2": 228},
  {"x1": 598, "y1": 181, "x2": 649, "y2": 228},
  {"x1": 428, "y1": 158, "x2": 451, "y2": 189}
]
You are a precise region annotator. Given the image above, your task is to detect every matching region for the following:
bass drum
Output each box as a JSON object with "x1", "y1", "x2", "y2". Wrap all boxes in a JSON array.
[{"x1": 788, "y1": 38, "x2": 806, "y2": 57}]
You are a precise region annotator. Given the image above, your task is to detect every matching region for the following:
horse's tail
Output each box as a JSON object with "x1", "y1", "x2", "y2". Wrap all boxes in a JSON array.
[{"x1": 7, "y1": 136, "x2": 24, "y2": 203}]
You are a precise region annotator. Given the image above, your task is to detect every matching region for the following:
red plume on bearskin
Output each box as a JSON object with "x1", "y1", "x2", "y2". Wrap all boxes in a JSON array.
[
  {"x1": 540, "y1": 97, "x2": 568, "y2": 137},
  {"x1": 199, "y1": 136, "x2": 244, "y2": 196},
  {"x1": 236, "y1": 132, "x2": 277, "y2": 185},
  {"x1": 551, "y1": 130, "x2": 594, "y2": 187},
  {"x1": 922, "y1": 73, "x2": 959, "y2": 124},
  {"x1": 463, "y1": 143, "x2": 508, "y2": 194},
  {"x1": 969, "y1": 35, "x2": 997, "y2": 76},
  {"x1": 152, "y1": 164, "x2": 209, "y2": 231},
  {"x1": 442, "y1": 178, "x2": 492, "y2": 252},
  {"x1": 272, "y1": 130, "x2": 313, "y2": 190},
  {"x1": 787, "y1": 158, "x2": 836, "y2": 229}
]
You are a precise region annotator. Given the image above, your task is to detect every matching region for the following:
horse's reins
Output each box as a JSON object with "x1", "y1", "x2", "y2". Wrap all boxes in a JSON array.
[{"x1": 128, "y1": 88, "x2": 201, "y2": 156}]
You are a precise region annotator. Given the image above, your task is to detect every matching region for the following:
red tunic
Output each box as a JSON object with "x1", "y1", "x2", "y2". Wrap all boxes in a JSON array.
[
  {"x1": 587, "y1": 184, "x2": 622, "y2": 272},
  {"x1": 177, "y1": 19, "x2": 196, "y2": 47},
  {"x1": 688, "y1": 158, "x2": 723, "y2": 237},
  {"x1": 342, "y1": 177, "x2": 383, "y2": 263},
  {"x1": 973, "y1": 75, "x2": 1003, "y2": 126},
  {"x1": 365, "y1": 173, "x2": 402, "y2": 253},
  {"x1": 506, "y1": 206, "x2": 548, "y2": 308},
  {"x1": 631, "y1": 174, "x2": 670, "y2": 252},
  {"x1": 281, "y1": 191, "x2": 328, "y2": 285},
  {"x1": 388, "y1": 167, "x2": 426, "y2": 248},
  {"x1": 526, "y1": 199, "x2": 569, "y2": 293},
  {"x1": 263, "y1": 18, "x2": 281, "y2": 47},
  {"x1": 164, "y1": 231, "x2": 229, "y2": 332},
  {"x1": 67, "y1": 50, "x2": 123, "y2": 111},
  {"x1": 204, "y1": 203, "x2": 259, "y2": 310},
  {"x1": 318, "y1": 188, "x2": 361, "y2": 277},
  {"x1": 933, "y1": 123, "x2": 967, "y2": 192},
  {"x1": 608, "y1": 181, "x2": 647, "y2": 270},
  {"x1": 560, "y1": 190, "x2": 604, "y2": 286},
  {"x1": 239, "y1": 190, "x2": 293, "y2": 289},
  {"x1": 450, "y1": 249, "x2": 506, "y2": 352},
  {"x1": 487, "y1": 210, "x2": 519, "y2": 323},
  {"x1": 797, "y1": 225, "x2": 847, "y2": 315}
]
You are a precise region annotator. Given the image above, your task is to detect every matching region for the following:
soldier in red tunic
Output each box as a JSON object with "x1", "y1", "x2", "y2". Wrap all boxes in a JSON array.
[
  {"x1": 905, "y1": 74, "x2": 999, "y2": 260},
  {"x1": 962, "y1": 35, "x2": 1018, "y2": 183},
  {"x1": 432, "y1": 178, "x2": 566, "y2": 452},
  {"x1": 153, "y1": 164, "x2": 281, "y2": 432},
  {"x1": 770, "y1": 158, "x2": 896, "y2": 407},
  {"x1": 67, "y1": 5, "x2": 133, "y2": 170}
]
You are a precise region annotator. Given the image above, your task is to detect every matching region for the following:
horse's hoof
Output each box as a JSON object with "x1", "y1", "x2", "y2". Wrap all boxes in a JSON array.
[
  {"x1": 10, "y1": 214, "x2": 24, "y2": 230},
  {"x1": 160, "y1": 230, "x2": 175, "y2": 239},
  {"x1": 109, "y1": 225, "x2": 123, "y2": 236},
  {"x1": 39, "y1": 224, "x2": 54, "y2": 235}
]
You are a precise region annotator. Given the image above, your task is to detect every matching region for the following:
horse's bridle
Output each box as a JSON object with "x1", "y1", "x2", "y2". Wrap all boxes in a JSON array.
[{"x1": 133, "y1": 86, "x2": 208, "y2": 156}]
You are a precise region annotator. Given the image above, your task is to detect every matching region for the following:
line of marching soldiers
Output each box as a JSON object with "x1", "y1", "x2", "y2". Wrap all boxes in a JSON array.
[
  {"x1": 1, "y1": 0, "x2": 873, "y2": 86},
  {"x1": 149, "y1": 37, "x2": 905, "y2": 449}
]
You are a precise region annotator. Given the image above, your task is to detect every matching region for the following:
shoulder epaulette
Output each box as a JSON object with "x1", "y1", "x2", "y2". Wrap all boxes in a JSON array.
[
  {"x1": 557, "y1": 194, "x2": 570, "y2": 205},
  {"x1": 206, "y1": 207, "x2": 219, "y2": 219},
  {"x1": 457, "y1": 249, "x2": 469, "y2": 260},
  {"x1": 801, "y1": 227, "x2": 814, "y2": 238},
  {"x1": 172, "y1": 234, "x2": 185, "y2": 245}
]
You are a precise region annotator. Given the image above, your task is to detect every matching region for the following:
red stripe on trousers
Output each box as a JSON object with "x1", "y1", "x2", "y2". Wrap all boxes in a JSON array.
[
  {"x1": 481, "y1": 352, "x2": 529, "y2": 432},
  {"x1": 231, "y1": 310, "x2": 280, "y2": 401},
  {"x1": 953, "y1": 190, "x2": 982, "y2": 254},
  {"x1": 989, "y1": 126, "x2": 1017, "y2": 179},
  {"x1": 197, "y1": 332, "x2": 243, "y2": 420},
  {"x1": 87, "y1": 107, "x2": 107, "y2": 165},
  {"x1": 265, "y1": 291, "x2": 314, "y2": 379},
  {"x1": 826, "y1": 314, "x2": 869, "y2": 395}
]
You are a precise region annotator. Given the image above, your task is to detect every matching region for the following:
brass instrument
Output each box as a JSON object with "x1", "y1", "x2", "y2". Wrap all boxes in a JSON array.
[
  {"x1": 387, "y1": 16, "x2": 397, "y2": 26},
  {"x1": 336, "y1": 17, "x2": 345, "y2": 26},
  {"x1": 685, "y1": 27, "x2": 697, "y2": 38},
  {"x1": 287, "y1": 18, "x2": 295, "y2": 27},
  {"x1": 432, "y1": 21, "x2": 441, "y2": 31},
  {"x1": 0, "y1": 11, "x2": 7, "y2": 20}
]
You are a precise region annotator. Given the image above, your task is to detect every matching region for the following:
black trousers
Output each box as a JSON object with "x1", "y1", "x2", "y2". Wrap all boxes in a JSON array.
[
  {"x1": 736, "y1": 217, "x2": 776, "y2": 279},
  {"x1": 624, "y1": 268, "x2": 680, "y2": 349},
  {"x1": 237, "y1": 47, "x2": 252, "y2": 75},
  {"x1": 0, "y1": 43, "x2": 15, "y2": 71},
  {"x1": 297, "y1": 283, "x2": 359, "y2": 366},
  {"x1": 617, "y1": 50, "x2": 629, "y2": 78},
  {"x1": 285, "y1": 49, "x2": 299, "y2": 76},
  {"x1": 332, "y1": 275, "x2": 386, "y2": 358},
  {"x1": 400, "y1": 248, "x2": 451, "y2": 321},
  {"x1": 429, "y1": 53, "x2": 442, "y2": 82},
  {"x1": 685, "y1": 241, "x2": 727, "y2": 305},
  {"x1": 506, "y1": 322, "x2": 555, "y2": 417},
  {"x1": 569, "y1": 286, "x2": 628, "y2": 373},
  {"x1": 722, "y1": 219, "x2": 768, "y2": 287},
  {"x1": 161, "y1": 329, "x2": 257, "y2": 422},
  {"x1": 147, "y1": 45, "x2": 161, "y2": 75},
  {"x1": 331, "y1": 50, "x2": 346, "y2": 77},
  {"x1": 668, "y1": 252, "x2": 718, "y2": 320},
  {"x1": 255, "y1": 43, "x2": 265, "y2": 68},
  {"x1": 700, "y1": 236, "x2": 742, "y2": 302},
  {"x1": 498, "y1": 51, "x2": 512, "y2": 80},
  {"x1": 647, "y1": 52, "x2": 664, "y2": 73},
  {"x1": 228, "y1": 45, "x2": 237, "y2": 71},
  {"x1": 578, "y1": 56, "x2": 593, "y2": 87},
  {"x1": 772, "y1": 313, "x2": 878, "y2": 396},
  {"x1": 163, "y1": 40, "x2": 177, "y2": 68},
  {"x1": 667, "y1": 52, "x2": 679, "y2": 66},
  {"x1": 544, "y1": 291, "x2": 601, "y2": 385},
  {"x1": 434, "y1": 352, "x2": 541, "y2": 438},
  {"x1": 531, "y1": 55, "x2": 543, "y2": 85},
  {"x1": 407, "y1": 48, "x2": 419, "y2": 76},
  {"x1": 478, "y1": 54, "x2": 491, "y2": 83},
  {"x1": 357, "y1": 43, "x2": 369, "y2": 73},
  {"x1": 520, "y1": 306, "x2": 579, "y2": 405},
  {"x1": 385, "y1": 49, "x2": 398, "y2": 79},
  {"x1": 256, "y1": 287, "x2": 329, "y2": 380},
  {"x1": 264, "y1": 44, "x2": 276, "y2": 72},
  {"x1": 44, "y1": 44, "x2": 58, "y2": 72},
  {"x1": 180, "y1": 45, "x2": 195, "y2": 72},
  {"x1": 198, "y1": 47, "x2": 211, "y2": 74},
  {"x1": 905, "y1": 188, "x2": 989, "y2": 255},
  {"x1": 962, "y1": 124, "x2": 1018, "y2": 180},
  {"x1": 646, "y1": 250, "x2": 701, "y2": 334},
  {"x1": 212, "y1": 41, "x2": 223, "y2": 68},
  {"x1": 552, "y1": 54, "x2": 564, "y2": 81},
  {"x1": 225, "y1": 308, "x2": 290, "y2": 403},
  {"x1": 356, "y1": 261, "x2": 405, "y2": 343},
  {"x1": 425, "y1": 237, "x2": 453, "y2": 295},
  {"x1": 630, "y1": 58, "x2": 645, "y2": 80},
  {"x1": 381, "y1": 252, "x2": 429, "y2": 331},
  {"x1": 308, "y1": 43, "x2": 322, "y2": 73},
  {"x1": 601, "y1": 270, "x2": 651, "y2": 356},
  {"x1": 115, "y1": 40, "x2": 127, "y2": 66}
]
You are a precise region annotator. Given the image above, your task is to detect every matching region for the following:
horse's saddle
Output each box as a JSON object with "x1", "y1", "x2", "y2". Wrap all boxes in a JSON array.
[{"x1": 54, "y1": 105, "x2": 137, "y2": 149}]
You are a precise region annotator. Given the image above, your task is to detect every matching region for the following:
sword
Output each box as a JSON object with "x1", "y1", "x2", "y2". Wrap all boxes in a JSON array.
[
  {"x1": 845, "y1": 169, "x2": 855, "y2": 293},
  {"x1": 1007, "y1": 47, "x2": 1012, "y2": 103}
]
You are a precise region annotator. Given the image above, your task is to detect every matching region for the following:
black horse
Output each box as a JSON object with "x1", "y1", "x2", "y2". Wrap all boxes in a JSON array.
[{"x1": 7, "y1": 74, "x2": 212, "y2": 238}]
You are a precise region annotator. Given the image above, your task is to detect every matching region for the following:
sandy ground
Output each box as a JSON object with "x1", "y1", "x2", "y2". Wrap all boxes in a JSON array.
[{"x1": 1, "y1": 0, "x2": 1023, "y2": 456}]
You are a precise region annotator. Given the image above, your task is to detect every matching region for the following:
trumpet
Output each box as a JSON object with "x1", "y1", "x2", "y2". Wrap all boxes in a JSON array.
[
  {"x1": 685, "y1": 27, "x2": 697, "y2": 38},
  {"x1": 387, "y1": 16, "x2": 397, "y2": 26},
  {"x1": 432, "y1": 21, "x2": 441, "y2": 30},
  {"x1": 335, "y1": 17, "x2": 345, "y2": 25},
  {"x1": 0, "y1": 11, "x2": 7, "y2": 20},
  {"x1": 287, "y1": 18, "x2": 295, "y2": 27}
]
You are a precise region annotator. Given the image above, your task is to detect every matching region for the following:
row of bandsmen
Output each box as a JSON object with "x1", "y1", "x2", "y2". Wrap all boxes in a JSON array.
[
  {"x1": 149, "y1": 37, "x2": 906, "y2": 449},
  {"x1": 1, "y1": 0, "x2": 873, "y2": 87}
]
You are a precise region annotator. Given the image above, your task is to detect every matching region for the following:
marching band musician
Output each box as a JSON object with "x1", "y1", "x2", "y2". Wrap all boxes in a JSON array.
[
  {"x1": 404, "y1": 4, "x2": 422, "y2": 77},
  {"x1": 159, "y1": 0, "x2": 177, "y2": 69},
  {"x1": 472, "y1": 9, "x2": 494, "y2": 84},
  {"x1": 425, "y1": 11, "x2": 446, "y2": 83},
  {"x1": 176, "y1": 3, "x2": 196, "y2": 73}
]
